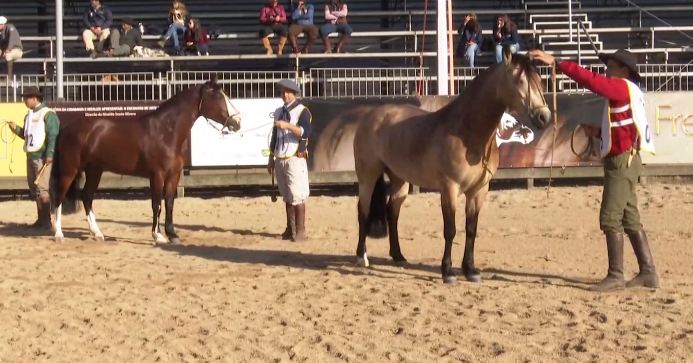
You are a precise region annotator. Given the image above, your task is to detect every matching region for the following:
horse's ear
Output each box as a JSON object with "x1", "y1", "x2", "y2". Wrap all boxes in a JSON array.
[
  {"x1": 209, "y1": 74, "x2": 218, "y2": 85},
  {"x1": 503, "y1": 45, "x2": 513, "y2": 65}
]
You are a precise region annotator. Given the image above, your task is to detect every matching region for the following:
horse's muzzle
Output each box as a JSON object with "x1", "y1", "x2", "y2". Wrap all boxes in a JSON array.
[{"x1": 227, "y1": 115, "x2": 242, "y2": 132}]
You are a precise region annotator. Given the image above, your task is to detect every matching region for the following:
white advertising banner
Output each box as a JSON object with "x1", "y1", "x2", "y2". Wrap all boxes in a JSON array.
[
  {"x1": 190, "y1": 98, "x2": 282, "y2": 167},
  {"x1": 640, "y1": 92, "x2": 693, "y2": 164}
]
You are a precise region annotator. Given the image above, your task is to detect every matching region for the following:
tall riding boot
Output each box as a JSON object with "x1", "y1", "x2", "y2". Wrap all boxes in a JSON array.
[
  {"x1": 289, "y1": 35, "x2": 301, "y2": 54},
  {"x1": 28, "y1": 199, "x2": 43, "y2": 228},
  {"x1": 322, "y1": 36, "x2": 332, "y2": 53},
  {"x1": 333, "y1": 34, "x2": 349, "y2": 53},
  {"x1": 281, "y1": 202, "x2": 296, "y2": 240},
  {"x1": 277, "y1": 36, "x2": 288, "y2": 55},
  {"x1": 261, "y1": 37, "x2": 273, "y2": 55},
  {"x1": 625, "y1": 230, "x2": 660, "y2": 288},
  {"x1": 590, "y1": 232, "x2": 626, "y2": 292},
  {"x1": 301, "y1": 36, "x2": 316, "y2": 54},
  {"x1": 39, "y1": 196, "x2": 52, "y2": 229},
  {"x1": 293, "y1": 203, "x2": 307, "y2": 242}
]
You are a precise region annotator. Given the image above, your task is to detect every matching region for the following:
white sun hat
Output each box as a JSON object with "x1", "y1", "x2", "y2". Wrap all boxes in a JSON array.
[{"x1": 0, "y1": 17, "x2": 7, "y2": 25}]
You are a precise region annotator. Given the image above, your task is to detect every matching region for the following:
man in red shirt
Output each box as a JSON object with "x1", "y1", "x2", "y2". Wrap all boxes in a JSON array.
[{"x1": 529, "y1": 49, "x2": 659, "y2": 292}]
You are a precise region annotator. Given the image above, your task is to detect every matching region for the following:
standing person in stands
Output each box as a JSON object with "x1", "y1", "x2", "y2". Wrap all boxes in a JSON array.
[
  {"x1": 493, "y1": 14, "x2": 520, "y2": 63},
  {"x1": 82, "y1": 0, "x2": 113, "y2": 58},
  {"x1": 6, "y1": 87, "x2": 60, "y2": 231},
  {"x1": 530, "y1": 48, "x2": 659, "y2": 292},
  {"x1": 0, "y1": 16, "x2": 23, "y2": 81},
  {"x1": 105, "y1": 18, "x2": 144, "y2": 57},
  {"x1": 157, "y1": 1, "x2": 190, "y2": 55},
  {"x1": 259, "y1": 0, "x2": 289, "y2": 55},
  {"x1": 268, "y1": 79, "x2": 312, "y2": 243},
  {"x1": 455, "y1": 13, "x2": 483, "y2": 67},
  {"x1": 183, "y1": 18, "x2": 210, "y2": 56},
  {"x1": 288, "y1": 0, "x2": 319, "y2": 54},
  {"x1": 320, "y1": 0, "x2": 351, "y2": 53}
]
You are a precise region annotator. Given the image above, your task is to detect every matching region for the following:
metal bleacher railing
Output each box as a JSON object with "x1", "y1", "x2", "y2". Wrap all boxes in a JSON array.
[{"x1": 1, "y1": 63, "x2": 692, "y2": 103}]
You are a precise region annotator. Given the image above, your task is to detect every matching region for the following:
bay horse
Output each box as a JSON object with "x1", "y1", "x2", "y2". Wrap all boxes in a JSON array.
[
  {"x1": 353, "y1": 47, "x2": 552, "y2": 284},
  {"x1": 51, "y1": 75, "x2": 241, "y2": 244}
]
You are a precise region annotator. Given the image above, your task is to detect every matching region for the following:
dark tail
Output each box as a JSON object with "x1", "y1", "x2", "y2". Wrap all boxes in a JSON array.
[
  {"x1": 50, "y1": 132, "x2": 82, "y2": 215},
  {"x1": 364, "y1": 175, "x2": 389, "y2": 239}
]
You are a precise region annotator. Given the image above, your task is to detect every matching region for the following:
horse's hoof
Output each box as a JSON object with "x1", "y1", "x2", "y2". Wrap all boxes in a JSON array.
[
  {"x1": 153, "y1": 233, "x2": 168, "y2": 244},
  {"x1": 54, "y1": 235, "x2": 64, "y2": 243},
  {"x1": 356, "y1": 256, "x2": 370, "y2": 267},
  {"x1": 94, "y1": 234, "x2": 105, "y2": 242},
  {"x1": 443, "y1": 275, "x2": 458, "y2": 285},
  {"x1": 168, "y1": 237, "x2": 182, "y2": 245},
  {"x1": 390, "y1": 254, "x2": 408, "y2": 264},
  {"x1": 465, "y1": 274, "x2": 484, "y2": 283}
]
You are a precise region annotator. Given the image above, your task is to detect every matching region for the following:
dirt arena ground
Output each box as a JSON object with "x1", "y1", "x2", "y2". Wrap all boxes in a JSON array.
[{"x1": 0, "y1": 183, "x2": 692, "y2": 363}]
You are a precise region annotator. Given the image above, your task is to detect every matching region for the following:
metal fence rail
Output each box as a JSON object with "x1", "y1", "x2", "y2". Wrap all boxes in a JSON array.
[{"x1": 2, "y1": 65, "x2": 693, "y2": 102}]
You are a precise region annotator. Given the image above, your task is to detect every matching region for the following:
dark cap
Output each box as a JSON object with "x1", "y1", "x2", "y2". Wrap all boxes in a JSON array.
[
  {"x1": 21, "y1": 86, "x2": 42, "y2": 98},
  {"x1": 122, "y1": 17, "x2": 134, "y2": 25},
  {"x1": 598, "y1": 49, "x2": 641, "y2": 82}
]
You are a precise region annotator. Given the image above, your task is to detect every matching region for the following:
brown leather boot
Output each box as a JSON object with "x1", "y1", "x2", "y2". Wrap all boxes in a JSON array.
[
  {"x1": 261, "y1": 37, "x2": 273, "y2": 54},
  {"x1": 334, "y1": 34, "x2": 349, "y2": 53},
  {"x1": 293, "y1": 203, "x2": 307, "y2": 242},
  {"x1": 27, "y1": 199, "x2": 43, "y2": 229},
  {"x1": 277, "y1": 36, "x2": 288, "y2": 55},
  {"x1": 625, "y1": 230, "x2": 660, "y2": 288},
  {"x1": 281, "y1": 202, "x2": 296, "y2": 240},
  {"x1": 301, "y1": 36, "x2": 315, "y2": 54},
  {"x1": 289, "y1": 35, "x2": 301, "y2": 54},
  {"x1": 590, "y1": 232, "x2": 626, "y2": 292},
  {"x1": 322, "y1": 36, "x2": 332, "y2": 53}
]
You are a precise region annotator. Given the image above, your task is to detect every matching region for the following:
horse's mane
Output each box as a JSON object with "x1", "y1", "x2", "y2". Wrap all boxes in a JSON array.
[
  {"x1": 151, "y1": 83, "x2": 205, "y2": 117},
  {"x1": 436, "y1": 51, "x2": 540, "y2": 121}
]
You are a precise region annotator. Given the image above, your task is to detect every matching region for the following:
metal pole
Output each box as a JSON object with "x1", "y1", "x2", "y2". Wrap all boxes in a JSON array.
[
  {"x1": 436, "y1": 0, "x2": 449, "y2": 95},
  {"x1": 56, "y1": 0, "x2": 64, "y2": 100},
  {"x1": 568, "y1": 0, "x2": 573, "y2": 42},
  {"x1": 447, "y1": 0, "x2": 454, "y2": 94}
]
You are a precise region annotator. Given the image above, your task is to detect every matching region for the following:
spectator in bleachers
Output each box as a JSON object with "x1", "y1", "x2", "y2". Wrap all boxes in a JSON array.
[
  {"x1": 493, "y1": 14, "x2": 520, "y2": 64},
  {"x1": 82, "y1": 0, "x2": 113, "y2": 58},
  {"x1": 289, "y1": 0, "x2": 319, "y2": 54},
  {"x1": 259, "y1": 0, "x2": 289, "y2": 55},
  {"x1": 456, "y1": 13, "x2": 483, "y2": 67},
  {"x1": 183, "y1": 19, "x2": 210, "y2": 56},
  {"x1": 105, "y1": 18, "x2": 144, "y2": 57},
  {"x1": 0, "y1": 16, "x2": 23, "y2": 79},
  {"x1": 320, "y1": 0, "x2": 351, "y2": 53},
  {"x1": 157, "y1": 1, "x2": 190, "y2": 55}
]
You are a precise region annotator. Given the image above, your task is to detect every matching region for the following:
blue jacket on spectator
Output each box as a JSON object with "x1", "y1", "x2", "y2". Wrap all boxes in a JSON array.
[
  {"x1": 83, "y1": 4, "x2": 113, "y2": 29},
  {"x1": 292, "y1": 3, "x2": 315, "y2": 25},
  {"x1": 493, "y1": 24, "x2": 520, "y2": 46}
]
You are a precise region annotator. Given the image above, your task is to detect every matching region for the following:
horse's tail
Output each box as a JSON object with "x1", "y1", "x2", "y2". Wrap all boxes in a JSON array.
[
  {"x1": 50, "y1": 131, "x2": 82, "y2": 215},
  {"x1": 364, "y1": 174, "x2": 389, "y2": 239}
]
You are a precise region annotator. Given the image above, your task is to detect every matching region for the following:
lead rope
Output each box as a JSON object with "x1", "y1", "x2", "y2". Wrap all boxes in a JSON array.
[
  {"x1": 547, "y1": 62, "x2": 558, "y2": 198},
  {"x1": 0, "y1": 121, "x2": 17, "y2": 174}
]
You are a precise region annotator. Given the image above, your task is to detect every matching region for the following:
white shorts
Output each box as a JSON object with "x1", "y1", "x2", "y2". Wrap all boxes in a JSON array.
[{"x1": 275, "y1": 157, "x2": 310, "y2": 205}]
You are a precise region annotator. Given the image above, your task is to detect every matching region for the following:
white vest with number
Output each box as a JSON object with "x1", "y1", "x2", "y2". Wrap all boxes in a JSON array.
[
  {"x1": 274, "y1": 103, "x2": 307, "y2": 159},
  {"x1": 23, "y1": 106, "x2": 54, "y2": 153},
  {"x1": 599, "y1": 79, "x2": 655, "y2": 157}
]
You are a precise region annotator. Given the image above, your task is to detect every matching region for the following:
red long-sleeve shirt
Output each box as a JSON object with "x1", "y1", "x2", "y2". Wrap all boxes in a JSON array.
[{"x1": 557, "y1": 60, "x2": 637, "y2": 157}]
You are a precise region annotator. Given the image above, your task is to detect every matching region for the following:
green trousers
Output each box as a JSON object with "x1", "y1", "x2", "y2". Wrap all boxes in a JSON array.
[{"x1": 599, "y1": 150, "x2": 643, "y2": 234}]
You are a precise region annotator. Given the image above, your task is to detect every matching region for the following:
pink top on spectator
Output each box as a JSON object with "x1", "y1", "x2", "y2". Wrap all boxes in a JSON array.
[
  {"x1": 324, "y1": 4, "x2": 348, "y2": 24},
  {"x1": 260, "y1": 4, "x2": 287, "y2": 25}
]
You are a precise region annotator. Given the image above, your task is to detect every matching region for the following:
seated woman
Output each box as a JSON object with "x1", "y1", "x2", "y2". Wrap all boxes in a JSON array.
[
  {"x1": 182, "y1": 18, "x2": 209, "y2": 56},
  {"x1": 493, "y1": 14, "x2": 521, "y2": 63},
  {"x1": 455, "y1": 13, "x2": 483, "y2": 67},
  {"x1": 259, "y1": 0, "x2": 289, "y2": 54},
  {"x1": 157, "y1": 1, "x2": 190, "y2": 54},
  {"x1": 320, "y1": 0, "x2": 351, "y2": 53}
]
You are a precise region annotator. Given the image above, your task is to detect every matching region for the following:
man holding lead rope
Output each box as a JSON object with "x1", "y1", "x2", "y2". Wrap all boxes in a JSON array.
[
  {"x1": 7, "y1": 86, "x2": 60, "y2": 230},
  {"x1": 267, "y1": 79, "x2": 312, "y2": 242},
  {"x1": 529, "y1": 49, "x2": 659, "y2": 292}
]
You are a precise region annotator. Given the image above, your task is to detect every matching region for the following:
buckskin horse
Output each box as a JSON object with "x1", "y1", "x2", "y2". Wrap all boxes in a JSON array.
[
  {"x1": 353, "y1": 47, "x2": 553, "y2": 284},
  {"x1": 51, "y1": 75, "x2": 241, "y2": 244}
]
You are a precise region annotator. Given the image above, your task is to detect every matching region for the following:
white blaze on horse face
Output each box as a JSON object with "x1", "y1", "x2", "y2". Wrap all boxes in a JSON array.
[
  {"x1": 54, "y1": 204, "x2": 64, "y2": 243},
  {"x1": 87, "y1": 210, "x2": 105, "y2": 241},
  {"x1": 222, "y1": 92, "x2": 242, "y2": 129}
]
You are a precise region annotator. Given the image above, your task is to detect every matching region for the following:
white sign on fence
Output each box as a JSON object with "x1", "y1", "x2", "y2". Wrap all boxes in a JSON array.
[{"x1": 190, "y1": 98, "x2": 281, "y2": 167}]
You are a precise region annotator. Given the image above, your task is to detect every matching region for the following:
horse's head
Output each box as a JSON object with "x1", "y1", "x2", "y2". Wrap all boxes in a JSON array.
[
  {"x1": 500, "y1": 46, "x2": 552, "y2": 130},
  {"x1": 199, "y1": 74, "x2": 242, "y2": 132}
]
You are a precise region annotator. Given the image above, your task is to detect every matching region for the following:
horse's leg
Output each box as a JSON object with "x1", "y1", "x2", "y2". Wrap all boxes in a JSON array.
[
  {"x1": 462, "y1": 183, "x2": 490, "y2": 283},
  {"x1": 441, "y1": 183, "x2": 460, "y2": 284},
  {"x1": 54, "y1": 169, "x2": 80, "y2": 243},
  {"x1": 150, "y1": 175, "x2": 167, "y2": 244},
  {"x1": 355, "y1": 169, "x2": 383, "y2": 267},
  {"x1": 162, "y1": 171, "x2": 182, "y2": 245},
  {"x1": 386, "y1": 173, "x2": 409, "y2": 263},
  {"x1": 82, "y1": 167, "x2": 105, "y2": 241}
]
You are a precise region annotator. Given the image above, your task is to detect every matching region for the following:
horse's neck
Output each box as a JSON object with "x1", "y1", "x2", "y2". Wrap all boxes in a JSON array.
[
  {"x1": 151, "y1": 88, "x2": 201, "y2": 148},
  {"x1": 446, "y1": 88, "x2": 508, "y2": 148}
]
